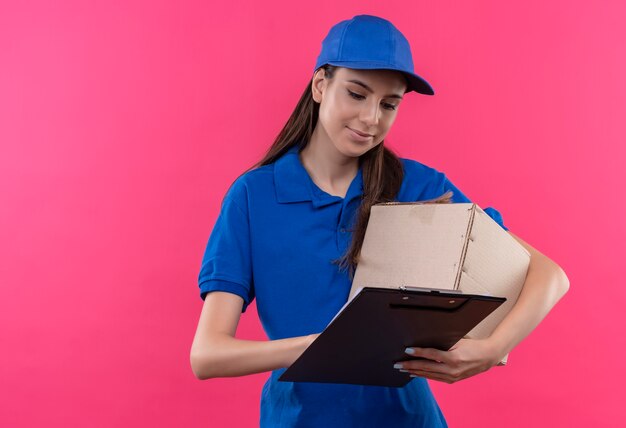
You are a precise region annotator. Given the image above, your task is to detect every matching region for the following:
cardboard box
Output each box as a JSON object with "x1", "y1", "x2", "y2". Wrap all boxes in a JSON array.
[{"x1": 349, "y1": 202, "x2": 531, "y2": 365}]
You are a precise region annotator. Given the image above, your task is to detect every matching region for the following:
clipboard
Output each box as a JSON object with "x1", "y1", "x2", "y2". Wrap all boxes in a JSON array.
[{"x1": 278, "y1": 286, "x2": 506, "y2": 387}]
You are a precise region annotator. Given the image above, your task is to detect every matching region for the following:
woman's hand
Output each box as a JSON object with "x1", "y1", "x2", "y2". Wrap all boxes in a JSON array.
[{"x1": 393, "y1": 338, "x2": 504, "y2": 384}]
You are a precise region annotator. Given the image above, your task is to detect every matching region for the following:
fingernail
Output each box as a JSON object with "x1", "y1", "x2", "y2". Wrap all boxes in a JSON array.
[
  {"x1": 410, "y1": 374, "x2": 418, "y2": 378},
  {"x1": 405, "y1": 347, "x2": 415, "y2": 355},
  {"x1": 399, "y1": 369, "x2": 409, "y2": 373},
  {"x1": 393, "y1": 363, "x2": 403, "y2": 369}
]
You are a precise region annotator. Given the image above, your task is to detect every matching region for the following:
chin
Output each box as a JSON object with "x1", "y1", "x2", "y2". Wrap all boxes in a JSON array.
[
  {"x1": 337, "y1": 144, "x2": 369, "y2": 158},
  {"x1": 346, "y1": 138, "x2": 379, "y2": 155}
]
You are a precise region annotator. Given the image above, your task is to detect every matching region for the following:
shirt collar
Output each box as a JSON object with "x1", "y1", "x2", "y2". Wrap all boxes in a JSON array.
[{"x1": 274, "y1": 145, "x2": 364, "y2": 208}]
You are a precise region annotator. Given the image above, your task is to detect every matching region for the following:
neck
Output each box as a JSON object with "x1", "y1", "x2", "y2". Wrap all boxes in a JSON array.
[{"x1": 300, "y1": 126, "x2": 359, "y2": 190}]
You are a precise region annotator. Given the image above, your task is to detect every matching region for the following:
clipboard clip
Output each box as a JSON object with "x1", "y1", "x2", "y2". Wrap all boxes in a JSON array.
[{"x1": 398, "y1": 285, "x2": 464, "y2": 295}]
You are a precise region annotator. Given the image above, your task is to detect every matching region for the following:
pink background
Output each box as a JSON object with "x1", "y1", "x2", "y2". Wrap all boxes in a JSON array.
[{"x1": 1, "y1": 1, "x2": 624, "y2": 427}]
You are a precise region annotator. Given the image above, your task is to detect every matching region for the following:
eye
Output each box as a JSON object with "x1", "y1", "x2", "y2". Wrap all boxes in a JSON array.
[
  {"x1": 348, "y1": 89, "x2": 398, "y2": 111},
  {"x1": 347, "y1": 89, "x2": 365, "y2": 100}
]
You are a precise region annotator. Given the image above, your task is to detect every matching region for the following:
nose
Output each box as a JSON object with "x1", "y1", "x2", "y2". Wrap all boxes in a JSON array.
[{"x1": 360, "y1": 100, "x2": 381, "y2": 128}]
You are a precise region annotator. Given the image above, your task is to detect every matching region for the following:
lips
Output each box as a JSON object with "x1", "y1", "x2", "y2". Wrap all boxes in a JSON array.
[{"x1": 347, "y1": 127, "x2": 372, "y2": 137}]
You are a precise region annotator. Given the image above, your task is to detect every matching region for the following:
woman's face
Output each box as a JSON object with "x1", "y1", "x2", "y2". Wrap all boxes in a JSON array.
[{"x1": 311, "y1": 67, "x2": 407, "y2": 158}]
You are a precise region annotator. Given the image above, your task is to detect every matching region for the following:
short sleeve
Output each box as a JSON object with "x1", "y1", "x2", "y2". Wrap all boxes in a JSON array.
[
  {"x1": 437, "y1": 172, "x2": 509, "y2": 232},
  {"x1": 197, "y1": 183, "x2": 255, "y2": 313}
]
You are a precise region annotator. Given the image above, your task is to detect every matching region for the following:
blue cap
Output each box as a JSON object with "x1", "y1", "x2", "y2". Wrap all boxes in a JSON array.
[{"x1": 313, "y1": 15, "x2": 434, "y2": 95}]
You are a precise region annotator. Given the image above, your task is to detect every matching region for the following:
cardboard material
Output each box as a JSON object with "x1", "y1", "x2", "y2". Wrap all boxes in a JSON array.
[{"x1": 349, "y1": 202, "x2": 531, "y2": 365}]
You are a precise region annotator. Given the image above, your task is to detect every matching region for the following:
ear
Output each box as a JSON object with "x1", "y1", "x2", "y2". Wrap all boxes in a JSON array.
[{"x1": 311, "y1": 68, "x2": 327, "y2": 103}]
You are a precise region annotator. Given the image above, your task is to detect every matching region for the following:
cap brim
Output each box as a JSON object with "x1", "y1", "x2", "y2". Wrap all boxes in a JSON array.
[
  {"x1": 403, "y1": 73, "x2": 435, "y2": 96},
  {"x1": 319, "y1": 61, "x2": 435, "y2": 95}
]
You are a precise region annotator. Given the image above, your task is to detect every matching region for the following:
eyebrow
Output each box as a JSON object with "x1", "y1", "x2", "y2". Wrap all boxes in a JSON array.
[{"x1": 346, "y1": 79, "x2": 404, "y2": 100}]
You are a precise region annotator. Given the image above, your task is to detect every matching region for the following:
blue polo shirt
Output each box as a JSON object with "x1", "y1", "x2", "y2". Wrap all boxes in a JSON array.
[{"x1": 198, "y1": 145, "x2": 508, "y2": 427}]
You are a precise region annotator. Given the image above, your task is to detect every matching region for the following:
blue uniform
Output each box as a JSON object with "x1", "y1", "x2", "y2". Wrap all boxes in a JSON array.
[{"x1": 198, "y1": 145, "x2": 508, "y2": 427}]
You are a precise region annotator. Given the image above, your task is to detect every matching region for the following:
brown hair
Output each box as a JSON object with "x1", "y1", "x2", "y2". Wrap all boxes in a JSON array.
[{"x1": 229, "y1": 64, "x2": 451, "y2": 279}]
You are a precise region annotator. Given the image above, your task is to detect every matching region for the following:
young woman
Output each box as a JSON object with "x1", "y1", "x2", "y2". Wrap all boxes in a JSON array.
[{"x1": 190, "y1": 14, "x2": 569, "y2": 427}]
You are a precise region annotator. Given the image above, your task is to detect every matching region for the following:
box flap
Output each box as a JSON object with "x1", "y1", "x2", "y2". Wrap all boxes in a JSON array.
[
  {"x1": 350, "y1": 203, "x2": 474, "y2": 301},
  {"x1": 453, "y1": 204, "x2": 478, "y2": 290}
]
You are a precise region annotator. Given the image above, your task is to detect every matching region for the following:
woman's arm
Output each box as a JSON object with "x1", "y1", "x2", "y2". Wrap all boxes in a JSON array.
[
  {"x1": 396, "y1": 231, "x2": 570, "y2": 382},
  {"x1": 190, "y1": 291, "x2": 317, "y2": 380},
  {"x1": 486, "y1": 231, "x2": 570, "y2": 358}
]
